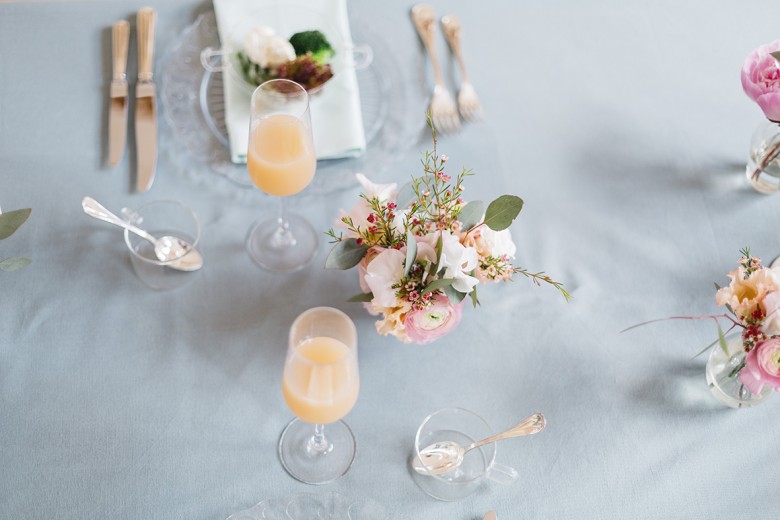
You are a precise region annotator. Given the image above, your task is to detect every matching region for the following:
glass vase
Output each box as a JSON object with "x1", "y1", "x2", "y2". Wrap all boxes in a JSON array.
[
  {"x1": 746, "y1": 120, "x2": 780, "y2": 194},
  {"x1": 705, "y1": 334, "x2": 772, "y2": 408}
]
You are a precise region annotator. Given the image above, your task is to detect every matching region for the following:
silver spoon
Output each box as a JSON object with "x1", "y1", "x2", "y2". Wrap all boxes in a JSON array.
[
  {"x1": 82, "y1": 196, "x2": 203, "y2": 272},
  {"x1": 413, "y1": 412, "x2": 546, "y2": 476}
]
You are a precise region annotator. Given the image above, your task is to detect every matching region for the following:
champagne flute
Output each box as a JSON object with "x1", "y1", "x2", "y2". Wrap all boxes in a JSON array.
[
  {"x1": 280, "y1": 307, "x2": 360, "y2": 484},
  {"x1": 246, "y1": 79, "x2": 318, "y2": 272}
]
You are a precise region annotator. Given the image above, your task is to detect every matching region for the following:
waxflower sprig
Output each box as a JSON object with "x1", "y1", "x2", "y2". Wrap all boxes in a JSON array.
[{"x1": 325, "y1": 117, "x2": 569, "y2": 345}]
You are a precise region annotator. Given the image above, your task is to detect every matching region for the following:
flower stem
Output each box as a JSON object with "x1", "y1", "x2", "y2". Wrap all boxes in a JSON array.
[{"x1": 750, "y1": 137, "x2": 780, "y2": 182}]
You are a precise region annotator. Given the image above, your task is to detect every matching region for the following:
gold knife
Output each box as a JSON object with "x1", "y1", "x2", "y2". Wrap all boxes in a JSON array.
[
  {"x1": 108, "y1": 20, "x2": 129, "y2": 166},
  {"x1": 135, "y1": 7, "x2": 157, "y2": 192}
]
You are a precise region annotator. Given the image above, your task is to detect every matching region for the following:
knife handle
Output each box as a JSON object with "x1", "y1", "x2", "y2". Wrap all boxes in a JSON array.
[
  {"x1": 112, "y1": 20, "x2": 130, "y2": 81},
  {"x1": 137, "y1": 7, "x2": 156, "y2": 82}
]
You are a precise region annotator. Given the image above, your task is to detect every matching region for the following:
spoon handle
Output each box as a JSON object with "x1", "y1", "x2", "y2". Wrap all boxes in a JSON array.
[
  {"x1": 82, "y1": 196, "x2": 156, "y2": 244},
  {"x1": 467, "y1": 413, "x2": 546, "y2": 451}
]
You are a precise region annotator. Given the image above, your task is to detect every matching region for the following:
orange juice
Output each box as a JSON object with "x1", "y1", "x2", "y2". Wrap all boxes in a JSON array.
[
  {"x1": 247, "y1": 113, "x2": 316, "y2": 196},
  {"x1": 282, "y1": 336, "x2": 359, "y2": 424}
]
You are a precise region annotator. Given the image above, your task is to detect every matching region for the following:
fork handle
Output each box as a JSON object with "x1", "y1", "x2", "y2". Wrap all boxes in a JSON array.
[
  {"x1": 441, "y1": 15, "x2": 470, "y2": 83},
  {"x1": 411, "y1": 4, "x2": 446, "y2": 88}
]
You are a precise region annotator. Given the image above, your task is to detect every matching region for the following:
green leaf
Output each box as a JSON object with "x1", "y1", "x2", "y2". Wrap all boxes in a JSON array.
[
  {"x1": 692, "y1": 337, "x2": 720, "y2": 359},
  {"x1": 348, "y1": 292, "x2": 374, "y2": 302},
  {"x1": 458, "y1": 200, "x2": 484, "y2": 231},
  {"x1": 443, "y1": 284, "x2": 467, "y2": 304},
  {"x1": 426, "y1": 233, "x2": 444, "y2": 281},
  {"x1": 422, "y1": 277, "x2": 456, "y2": 295},
  {"x1": 469, "y1": 286, "x2": 480, "y2": 308},
  {"x1": 396, "y1": 182, "x2": 415, "y2": 209},
  {"x1": 325, "y1": 238, "x2": 368, "y2": 270},
  {"x1": 717, "y1": 323, "x2": 729, "y2": 356},
  {"x1": 0, "y1": 208, "x2": 31, "y2": 240},
  {"x1": 714, "y1": 282, "x2": 721, "y2": 291},
  {"x1": 483, "y1": 195, "x2": 523, "y2": 231},
  {"x1": 771, "y1": 51, "x2": 780, "y2": 63},
  {"x1": 404, "y1": 231, "x2": 417, "y2": 277},
  {"x1": 0, "y1": 256, "x2": 31, "y2": 272}
]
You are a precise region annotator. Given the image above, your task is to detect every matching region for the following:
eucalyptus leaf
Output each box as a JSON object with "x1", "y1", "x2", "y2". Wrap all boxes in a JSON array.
[
  {"x1": 396, "y1": 182, "x2": 415, "y2": 209},
  {"x1": 429, "y1": 233, "x2": 444, "y2": 276},
  {"x1": 443, "y1": 284, "x2": 467, "y2": 304},
  {"x1": 772, "y1": 51, "x2": 780, "y2": 63},
  {"x1": 404, "y1": 231, "x2": 417, "y2": 277},
  {"x1": 714, "y1": 282, "x2": 721, "y2": 291},
  {"x1": 325, "y1": 238, "x2": 368, "y2": 270},
  {"x1": 0, "y1": 256, "x2": 31, "y2": 272},
  {"x1": 0, "y1": 208, "x2": 31, "y2": 240},
  {"x1": 469, "y1": 286, "x2": 480, "y2": 308},
  {"x1": 458, "y1": 200, "x2": 484, "y2": 231},
  {"x1": 483, "y1": 195, "x2": 523, "y2": 231},
  {"x1": 422, "y1": 277, "x2": 456, "y2": 295},
  {"x1": 348, "y1": 292, "x2": 374, "y2": 302},
  {"x1": 716, "y1": 322, "x2": 729, "y2": 356}
]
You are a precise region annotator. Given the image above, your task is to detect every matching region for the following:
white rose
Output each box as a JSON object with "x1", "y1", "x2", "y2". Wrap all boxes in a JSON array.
[
  {"x1": 244, "y1": 26, "x2": 295, "y2": 68},
  {"x1": 479, "y1": 227, "x2": 516, "y2": 258}
]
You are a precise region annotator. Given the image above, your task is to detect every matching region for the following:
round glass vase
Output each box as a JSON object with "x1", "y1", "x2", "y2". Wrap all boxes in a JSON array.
[
  {"x1": 746, "y1": 120, "x2": 780, "y2": 194},
  {"x1": 705, "y1": 334, "x2": 772, "y2": 408}
]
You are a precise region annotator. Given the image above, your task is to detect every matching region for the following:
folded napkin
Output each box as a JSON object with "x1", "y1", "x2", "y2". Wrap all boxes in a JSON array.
[{"x1": 213, "y1": 0, "x2": 366, "y2": 163}]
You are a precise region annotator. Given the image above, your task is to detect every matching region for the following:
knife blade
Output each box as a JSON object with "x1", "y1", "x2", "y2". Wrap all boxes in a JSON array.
[
  {"x1": 108, "y1": 20, "x2": 129, "y2": 167},
  {"x1": 135, "y1": 7, "x2": 157, "y2": 192}
]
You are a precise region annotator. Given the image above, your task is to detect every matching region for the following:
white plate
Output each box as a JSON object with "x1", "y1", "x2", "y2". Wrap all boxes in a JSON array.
[{"x1": 159, "y1": 11, "x2": 427, "y2": 197}]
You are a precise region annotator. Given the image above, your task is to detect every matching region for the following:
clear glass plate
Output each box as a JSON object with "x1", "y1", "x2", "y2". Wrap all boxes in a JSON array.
[
  {"x1": 159, "y1": 11, "x2": 427, "y2": 198},
  {"x1": 225, "y1": 492, "x2": 387, "y2": 520}
]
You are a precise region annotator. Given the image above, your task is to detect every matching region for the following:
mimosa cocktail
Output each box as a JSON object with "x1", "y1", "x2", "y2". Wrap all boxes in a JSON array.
[{"x1": 279, "y1": 307, "x2": 360, "y2": 484}]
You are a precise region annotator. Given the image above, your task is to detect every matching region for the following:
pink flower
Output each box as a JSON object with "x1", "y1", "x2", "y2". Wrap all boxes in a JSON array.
[
  {"x1": 762, "y1": 290, "x2": 780, "y2": 335},
  {"x1": 404, "y1": 295, "x2": 464, "y2": 344},
  {"x1": 739, "y1": 337, "x2": 780, "y2": 394},
  {"x1": 741, "y1": 40, "x2": 780, "y2": 122}
]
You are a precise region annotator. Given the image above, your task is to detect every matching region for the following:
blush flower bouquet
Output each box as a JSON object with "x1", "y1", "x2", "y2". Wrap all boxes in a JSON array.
[
  {"x1": 627, "y1": 248, "x2": 780, "y2": 396},
  {"x1": 741, "y1": 41, "x2": 780, "y2": 188},
  {"x1": 325, "y1": 121, "x2": 569, "y2": 345}
]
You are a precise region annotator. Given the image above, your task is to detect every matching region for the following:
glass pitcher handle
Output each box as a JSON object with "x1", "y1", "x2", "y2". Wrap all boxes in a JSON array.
[
  {"x1": 486, "y1": 462, "x2": 518, "y2": 485},
  {"x1": 200, "y1": 47, "x2": 225, "y2": 72},
  {"x1": 349, "y1": 43, "x2": 373, "y2": 70}
]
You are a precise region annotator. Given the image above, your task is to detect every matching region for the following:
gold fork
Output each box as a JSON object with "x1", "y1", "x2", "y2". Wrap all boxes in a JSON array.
[
  {"x1": 412, "y1": 4, "x2": 460, "y2": 134},
  {"x1": 441, "y1": 14, "x2": 483, "y2": 121}
]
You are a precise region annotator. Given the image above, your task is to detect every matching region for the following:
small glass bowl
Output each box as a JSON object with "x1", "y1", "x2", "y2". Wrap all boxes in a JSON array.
[{"x1": 123, "y1": 200, "x2": 201, "y2": 290}]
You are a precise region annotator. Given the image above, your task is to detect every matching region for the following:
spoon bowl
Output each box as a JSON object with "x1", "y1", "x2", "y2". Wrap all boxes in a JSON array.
[
  {"x1": 82, "y1": 196, "x2": 203, "y2": 272},
  {"x1": 413, "y1": 412, "x2": 546, "y2": 476}
]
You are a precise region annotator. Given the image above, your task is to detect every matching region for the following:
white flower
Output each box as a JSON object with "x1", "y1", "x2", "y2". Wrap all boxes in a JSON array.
[
  {"x1": 438, "y1": 231, "x2": 479, "y2": 294},
  {"x1": 244, "y1": 26, "x2": 295, "y2": 68},
  {"x1": 478, "y1": 227, "x2": 517, "y2": 258},
  {"x1": 364, "y1": 248, "x2": 405, "y2": 308},
  {"x1": 338, "y1": 174, "x2": 399, "y2": 238}
]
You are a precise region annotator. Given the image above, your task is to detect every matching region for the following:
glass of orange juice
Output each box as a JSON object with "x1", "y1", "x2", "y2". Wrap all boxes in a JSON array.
[
  {"x1": 246, "y1": 79, "x2": 318, "y2": 272},
  {"x1": 279, "y1": 307, "x2": 360, "y2": 484}
]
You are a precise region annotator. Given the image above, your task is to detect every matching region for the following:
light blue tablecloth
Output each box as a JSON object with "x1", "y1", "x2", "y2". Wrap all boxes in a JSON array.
[{"x1": 2, "y1": 1, "x2": 780, "y2": 518}]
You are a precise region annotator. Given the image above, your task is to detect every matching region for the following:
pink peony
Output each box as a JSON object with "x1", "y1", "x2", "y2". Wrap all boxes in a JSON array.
[
  {"x1": 741, "y1": 40, "x2": 780, "y2": 122},
  {"x1": 404, "y1": 295, "x2": 464, "y2": 344},
  {"x1": 739, "y1": 337, "x2": 780, "y2": 394}
]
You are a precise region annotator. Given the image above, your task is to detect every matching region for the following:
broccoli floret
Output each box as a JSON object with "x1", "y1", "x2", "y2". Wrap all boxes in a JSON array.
[{"x1": 288, "y1": 30, "x2": 335, "y2": 65}]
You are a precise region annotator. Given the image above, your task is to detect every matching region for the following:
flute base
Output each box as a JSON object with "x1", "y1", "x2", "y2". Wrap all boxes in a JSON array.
[
  {"x1": 278, "y1": 418, "x2": 357, "y2": 485},
  {"x1": 247, "y1": 213, "x2": 318, "y2": 272}
]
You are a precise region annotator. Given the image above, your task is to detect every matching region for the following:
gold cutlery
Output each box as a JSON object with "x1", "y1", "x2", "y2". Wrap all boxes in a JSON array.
[
  {"x1": 108, "y1": 20, "x2": 129, "y2": 166},
  {"x1": 441, "y1": 14, "x2": 483, "y2": 121},
  {"x1": 135, "y1": 7, "x2": 158, "y2": 192},
  {"x1": 411, "y1": 4, "x2": 460, "y2": 134}
]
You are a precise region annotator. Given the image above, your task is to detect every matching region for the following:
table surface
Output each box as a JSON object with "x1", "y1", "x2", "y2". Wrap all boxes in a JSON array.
[{"x1": 3, "y1": 0, "x2": 780, "y2": 518}]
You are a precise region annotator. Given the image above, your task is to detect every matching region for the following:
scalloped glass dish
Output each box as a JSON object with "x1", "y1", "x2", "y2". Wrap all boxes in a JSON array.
[
  {"x1": 225, "y1": 492, "x2": 386, "y2": 520},
  {"x1": 159, "y1": 11, "x2": 427, "y2": 196}
]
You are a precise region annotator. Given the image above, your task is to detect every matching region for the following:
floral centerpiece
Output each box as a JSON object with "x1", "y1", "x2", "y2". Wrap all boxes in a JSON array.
[
  {"x1": 237, "y1": 28, "x2": 334, "y2": 91},
  {"x1": 325, "y1": 120, "x2": 569, "y2": 344},
  {"x1": 627, "y1": 248, "x2": 780, "y2": 405},
  {"x1": 741, "y1": 40, "x2": 780, "y2": 192}
]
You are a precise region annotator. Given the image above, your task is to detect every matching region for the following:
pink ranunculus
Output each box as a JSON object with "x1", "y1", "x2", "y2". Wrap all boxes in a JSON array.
[
  {"x1": 404, "y1": 295, "x2": 464, "y2": 345},
  {"x1": 739, "y1": 337, "x2": 780, "y2": 394},
  {"x1": 741, "y1": 40, "x2": 780, "y2": 122}
]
